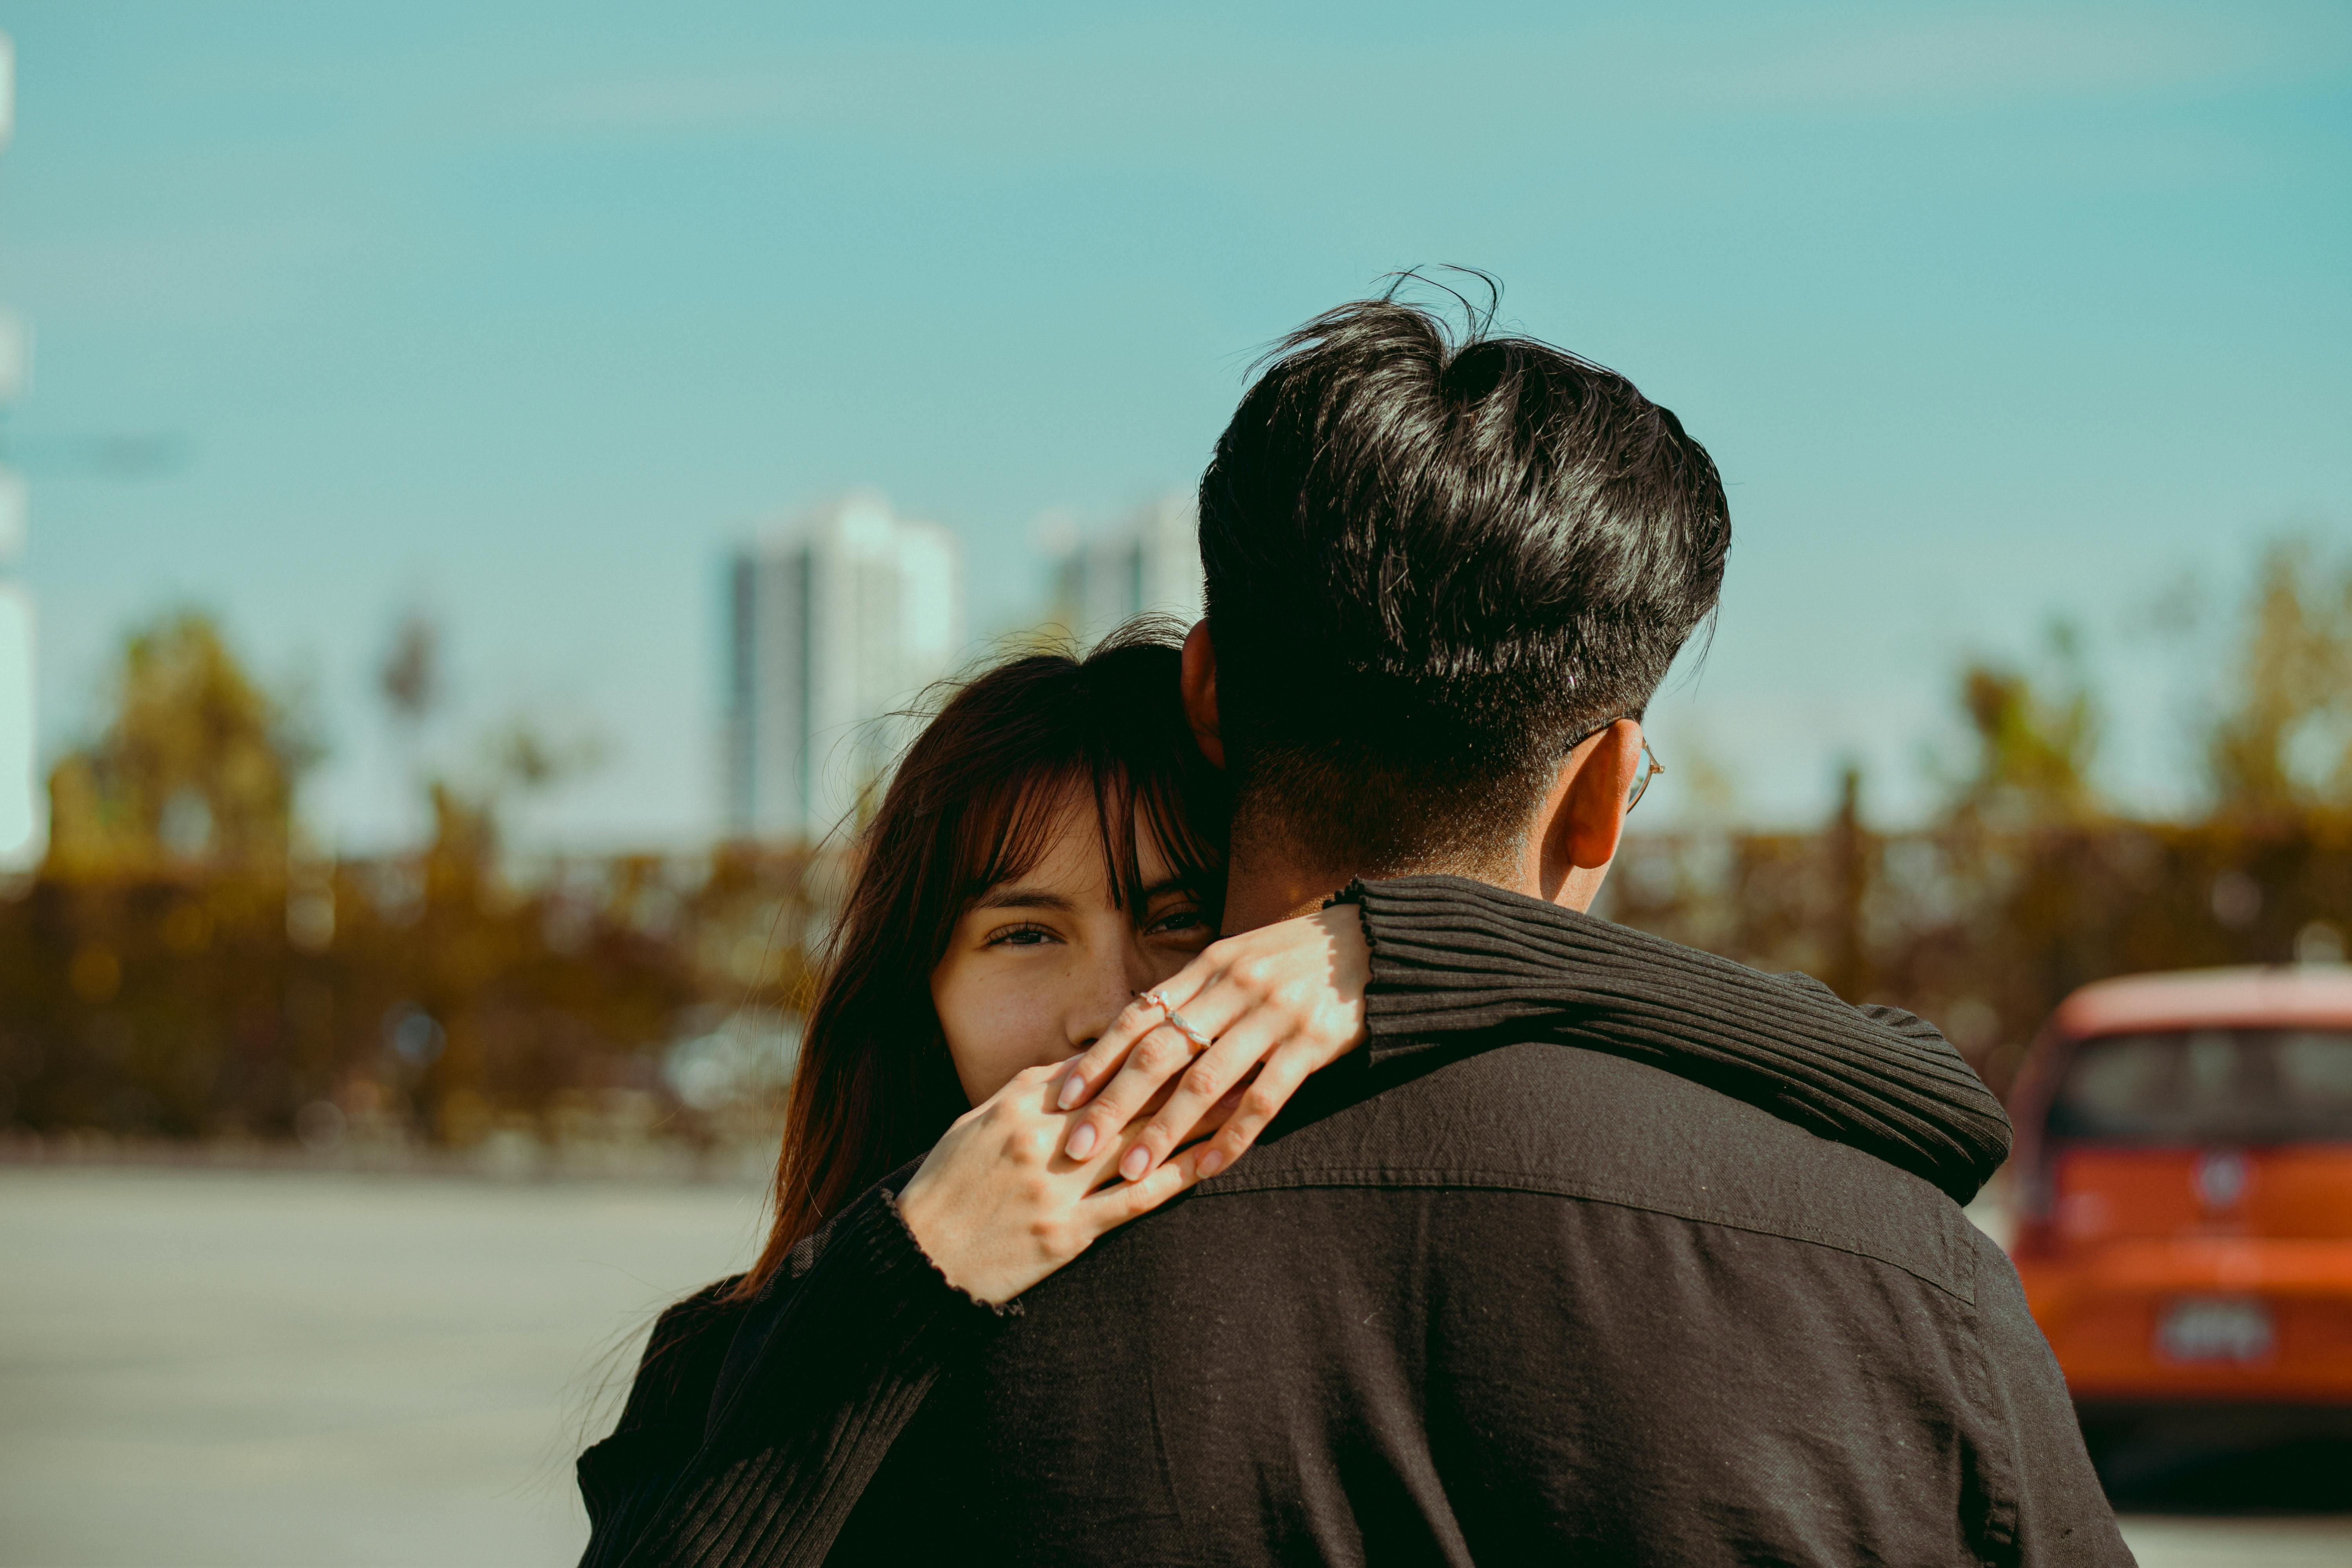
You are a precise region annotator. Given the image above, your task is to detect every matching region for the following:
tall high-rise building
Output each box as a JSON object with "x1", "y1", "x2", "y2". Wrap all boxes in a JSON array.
[
  {"x1": 724, "y1": 490, "x2": 964, "y2": 842},
  {"x1": 1052, "y1": 493, "x2": 1203, "y2": 643}
]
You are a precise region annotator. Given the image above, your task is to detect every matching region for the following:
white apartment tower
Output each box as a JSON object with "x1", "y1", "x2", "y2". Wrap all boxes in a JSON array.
[
  {"x1": 1053, "y1": 493, "x2": 1204, "y2": 643},
  {"x1": 724, "y1": 491, "x2": 963, "y2": 842}
]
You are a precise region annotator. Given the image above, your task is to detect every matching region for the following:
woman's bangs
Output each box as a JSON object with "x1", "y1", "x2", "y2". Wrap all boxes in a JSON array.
[
  {"x1": 1108, "y1": 760, "x2": 1224, "y2": 913},
  {"x1": 951, "y1": 755, "x2": 1220, "y2": 922},
  {"x1": 953, "y1": 764, "x2": 1088, "y2": 911}
]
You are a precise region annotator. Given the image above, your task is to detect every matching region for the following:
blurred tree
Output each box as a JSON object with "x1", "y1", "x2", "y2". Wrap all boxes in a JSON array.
[
  {"x1": 12, "y1": 534, "x2": 2345, "y2": 1147},
  {"x1": 377, "y1": 608, "x2": 442, "y2": 845},
  {"x1": 1952, "y1": 623, "x2": 2102, "y2": 828},
  {"x1": 474, "y1": 713, "x2": 607, "y2": 806},
  {"x1": 2209, "y1": 537, "x2": 2352, "y2": 817},
  {"x1": 1670, "y1": 730, "x2": 1741, "y2": 824},
  {"x1": 379, "y1": 610, "x2": 441, "y2": 728},
  {"x1": 1822, "y1": 764, "x2": 1873, "y2": 1004},
  {"x1": 44, "y1": 612, "x2": 321, "y2": 878}
]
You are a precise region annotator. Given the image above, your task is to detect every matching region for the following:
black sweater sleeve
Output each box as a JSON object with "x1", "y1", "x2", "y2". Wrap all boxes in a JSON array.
[
  {"x1": 1336, "y1": 875, "x2": 2011, "y2": 1205},
  {"x1": 577, "y1": 1167, "x2": 1011, "y2": 1568},
  {"x1": 576, "y1": 1278, "x2": 753, "y2": 1557}
]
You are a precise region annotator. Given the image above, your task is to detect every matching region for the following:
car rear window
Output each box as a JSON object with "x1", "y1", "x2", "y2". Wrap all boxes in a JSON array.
[{"x1": 2047, "y1": 1028, "x2": 2352, "y2": 1143}]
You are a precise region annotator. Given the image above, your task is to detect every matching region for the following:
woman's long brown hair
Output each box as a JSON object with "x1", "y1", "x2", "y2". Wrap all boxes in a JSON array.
[{"x1": 729, "y1": 622, "x2": 1227, "y2": 1301}]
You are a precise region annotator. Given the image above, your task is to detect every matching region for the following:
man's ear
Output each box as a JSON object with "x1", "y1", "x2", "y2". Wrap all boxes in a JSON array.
[
  {"x1": 1180, "y1": 621, "x2": 1224, "y2": 768},
  {"x1": 1531, "y1": 720, "x2": 1641, "y2": 910}
]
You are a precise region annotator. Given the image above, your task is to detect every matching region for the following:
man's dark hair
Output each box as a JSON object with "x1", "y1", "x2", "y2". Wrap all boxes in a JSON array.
[{"x1": 1198, "y1": 289, "x2": 1731, "y2": 876}]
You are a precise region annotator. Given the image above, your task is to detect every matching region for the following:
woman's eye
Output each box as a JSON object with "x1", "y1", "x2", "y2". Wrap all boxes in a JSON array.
[
  {"x1": 1146, "y1": 905, "x2": 1208, "y2": 937},
  {"x1": 985, "y1": 923, "x2": 1058, "y2": 949}
]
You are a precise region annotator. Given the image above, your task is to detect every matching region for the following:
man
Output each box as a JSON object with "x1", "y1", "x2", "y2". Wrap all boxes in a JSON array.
[
  {"x1": 824, "y1": 296, "x2": 2127, "y2": 1563},
  {"x1": 639, "y1": 293, "x2": 2128, "y2": 1565}
]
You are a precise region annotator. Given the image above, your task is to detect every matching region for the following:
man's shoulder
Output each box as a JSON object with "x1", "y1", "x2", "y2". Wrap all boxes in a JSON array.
[{"x1": 1203, "y1": 1039, "x2": 1980, "y2": 1302}]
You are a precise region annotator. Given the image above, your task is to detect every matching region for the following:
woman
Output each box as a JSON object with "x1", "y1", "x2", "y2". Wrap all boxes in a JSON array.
[{"x1": 578, "y1": 627, "x2": 2007, "y2": 1568}]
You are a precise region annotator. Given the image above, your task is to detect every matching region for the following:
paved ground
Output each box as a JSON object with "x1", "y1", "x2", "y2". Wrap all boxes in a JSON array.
[
  {"x1": 1, "y1": 1166, "x2": 765, "y2": 1566},
  {"x1": 2, "y1": 1165, "x2": 2346, "y2": 1566}
]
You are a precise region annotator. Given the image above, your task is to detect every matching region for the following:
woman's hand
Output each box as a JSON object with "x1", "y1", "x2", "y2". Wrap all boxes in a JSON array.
[
  {"x1": 897, "y1": 1063, "x2": 1233, "y2": 1306},
  {"x1": 1050, "y1": 905, "x2": 1370, "y2": 1185}
]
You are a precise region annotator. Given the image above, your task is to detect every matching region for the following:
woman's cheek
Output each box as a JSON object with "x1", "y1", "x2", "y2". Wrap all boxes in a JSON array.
[
  {"x1": 1144, "y1": 933, "x2": 1212, "y2": 986},
  {"x1": 936, "y1": 960, "x2": 1051, "y2": 1105}
]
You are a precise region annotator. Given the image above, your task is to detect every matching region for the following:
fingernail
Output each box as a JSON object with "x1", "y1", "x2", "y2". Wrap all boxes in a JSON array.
[
  {"x1": 1056, "y1": 1074, "x2": 1086, "y2": 1110},
  {"x1": 1195, "y1": 1150, "x2": 1223, "y2": 1179},
  {"x1": 1121, "y1": 1146, "x2": 1151, "y2": 1181},
  {"x1": 1064, "y1": 1123, "x2": 1097, "y2": 1160}
]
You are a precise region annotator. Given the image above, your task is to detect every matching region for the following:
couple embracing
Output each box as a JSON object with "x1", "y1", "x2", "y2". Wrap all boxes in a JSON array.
[{"x1": 579, "y1": 292, "x2": 2128, "y2": 1566}]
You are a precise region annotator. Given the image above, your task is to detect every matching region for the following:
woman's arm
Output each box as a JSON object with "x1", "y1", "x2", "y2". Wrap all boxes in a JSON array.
[
  {"x1": 577, "y1": 1172, "x2": 1001, "y2": 1568},
  {"x1": 579, "y1": 1067, "x2": 1221, "y2": 1568},
  {"x1": 577, "y1": 1279, "x2": 753, "y2": 1560},
  {"x1": 1054, "y1": 874, "x2": 2010, "y2": 1206},
  {"x1": 1339, "y1": 875, "x2": 2010, "y2": 1204}
]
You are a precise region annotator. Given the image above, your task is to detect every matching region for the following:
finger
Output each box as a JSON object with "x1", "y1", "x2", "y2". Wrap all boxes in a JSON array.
[
  {"x1": 1193, "y1": 1044, "x2": 1319, "y2": 1177},
  {"x1": 1059, "y1": 962, "x2": 1264, "y2": 1155},
  {"x1": 1053, "y1": 958, "x2": 1219, "y2": 1112},
  {"x1": 1114, "y1": 1011, "x2": 1289, "y2": 1181},
  {"x1": 1089, "y1": 950, "x2": 1308, "y2": 1176},
  {"x1": 1078, "y1": 1136, "x2": 1220, "y2": 1236},
  {"x1": 1112, "y1": 1078, "x2": 1247, "y2": 1185},
  {"x1": 1174, "y1": 1080, "x2": 1250, "y2": 1152},
  {"x1": 1058, "y1": 951, "x2": 1288, "y2": 1156},
  {"x1": 1060, "y1": 1073, "x2": 1184, "y2": 1183},
  {"x1": 1058, "y1": 1016, "x2": 1208, "y2": 1160},
  {"x1": 1051, "y1": 995, "x2": 1157, "y2": 1112}
]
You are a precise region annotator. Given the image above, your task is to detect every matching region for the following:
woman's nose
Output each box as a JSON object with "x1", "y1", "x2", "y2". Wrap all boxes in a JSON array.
[{"x1": 1069, "y1": 950, "x2": 1147, "y2": 1051}]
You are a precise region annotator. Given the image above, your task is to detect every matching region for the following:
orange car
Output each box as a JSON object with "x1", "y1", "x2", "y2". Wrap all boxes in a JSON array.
[{"x1": 2007, "y1": 965, "x2": 2352, "y2": 1448}]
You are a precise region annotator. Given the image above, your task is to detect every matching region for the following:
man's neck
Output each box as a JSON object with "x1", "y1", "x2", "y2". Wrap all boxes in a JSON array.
[
  {"x1": 1219, "y1": 855, "x2": 1356, "y2": 933},
  {"x1": 1220, "y1": 841, "x2": 1609, "y2": 933},
  {"x1": 1221, "y1": 848, "x2": 1541, "y2": 933}
]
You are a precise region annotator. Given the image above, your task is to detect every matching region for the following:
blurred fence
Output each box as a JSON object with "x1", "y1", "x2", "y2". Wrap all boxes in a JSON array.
[
  {"x1": 1607, "y1": 784, "x2": 2351, "y2": 1094},
  {"x1": 12, "y1": 537, "x2": 2345, "y2": 1149},
  {"x1": 0, "y1": 795, "x2": 830, "y2": 1160},
  {"x1": 6, "y1": 787, "x2": 2347, "y2": 1154}
]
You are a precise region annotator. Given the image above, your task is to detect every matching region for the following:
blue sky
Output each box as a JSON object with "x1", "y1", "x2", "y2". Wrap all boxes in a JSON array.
[{"x1": 2, "y1": 0, "x2": 2346, "y2": 849}]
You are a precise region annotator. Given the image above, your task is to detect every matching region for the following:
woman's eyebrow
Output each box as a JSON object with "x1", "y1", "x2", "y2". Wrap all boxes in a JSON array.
[{"x1": 973, "y1": 886, "x2": 1075, "y2": 913}]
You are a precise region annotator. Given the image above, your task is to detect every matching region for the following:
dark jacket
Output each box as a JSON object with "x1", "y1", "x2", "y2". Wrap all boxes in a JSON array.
[{"x1": 580, "y1": 878, "x2": 2120, "y2": 1566}]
